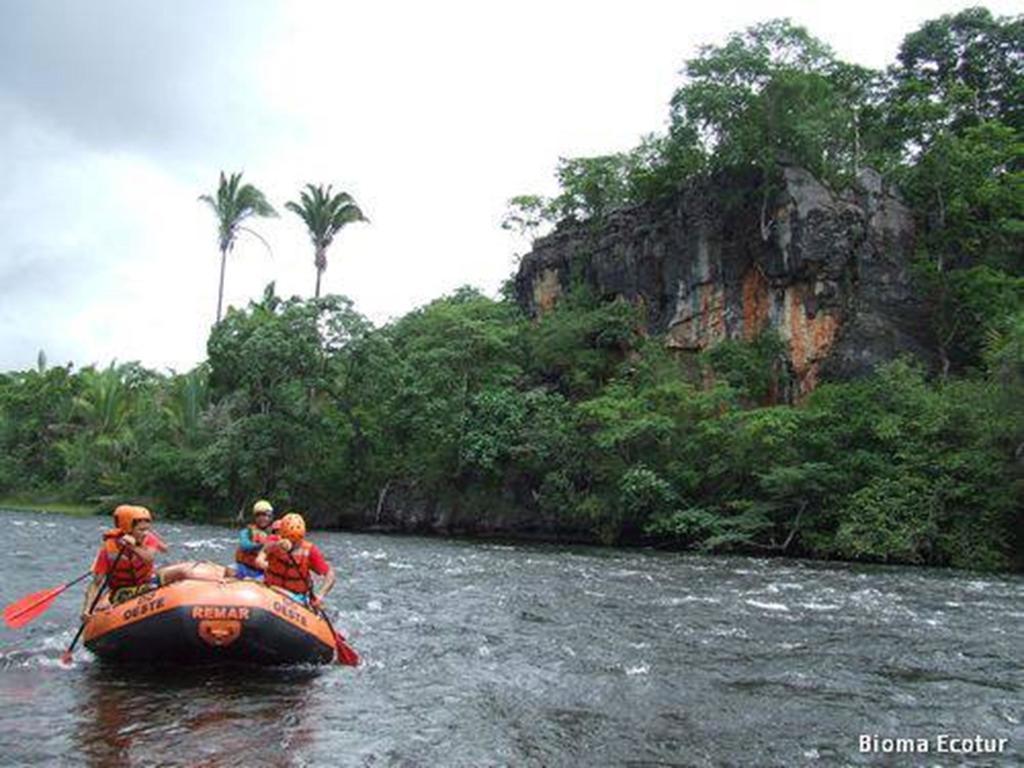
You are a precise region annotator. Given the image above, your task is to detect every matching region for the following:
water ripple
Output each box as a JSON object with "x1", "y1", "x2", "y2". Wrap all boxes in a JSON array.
[{"x1": 0, "y1": 512, "x2": 1020, "y2": 767}]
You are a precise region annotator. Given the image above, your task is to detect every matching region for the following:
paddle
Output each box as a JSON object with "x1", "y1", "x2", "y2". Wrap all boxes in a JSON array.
[
  {"x1": 285, "y1": 547, "x2": 359, "y2": 667},
  {"x1": 3, "y1": 571, "x2": 93, "y2": 629},
  {"x1": 60, "y1": 545, "x2": 126, "y2": 665}
]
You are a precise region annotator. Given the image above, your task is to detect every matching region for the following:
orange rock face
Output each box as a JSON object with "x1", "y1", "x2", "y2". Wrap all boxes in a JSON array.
[
  {"x1": 666, "y1": 283, "x2": 727, "y2": 350},
  {"x1": 782, "y1": 286, "x2": 840, "y2": 397},
  {"x1": 665, "y1": 270, "x2": 841, "y2": 397},
  {"x1": 532, "y1": 269, "x2": 562, "y2": 315},
  {"x1": 741, "y1": 267, "x2": 771, "y2": 341}
]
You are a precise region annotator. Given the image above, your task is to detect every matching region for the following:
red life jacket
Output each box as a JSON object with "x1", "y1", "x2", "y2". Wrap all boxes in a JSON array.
[
  {"x1": 264, "y1": 541, "x2": 313, "y2": 594},
  {"x1": 101, "y1": 530, "x2": 155, "y2": 590},
  {"x1": 234, "y1": 524, "x2": 270, "y2": 569}
]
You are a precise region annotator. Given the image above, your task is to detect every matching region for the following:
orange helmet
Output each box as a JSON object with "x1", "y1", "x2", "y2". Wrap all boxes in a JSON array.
[
  {"x1": 113, "y1": 504, "x2": 152, "y2": 534},
  {"x1": 278, "y1": 513, "x2": 306, "y2": 542}
]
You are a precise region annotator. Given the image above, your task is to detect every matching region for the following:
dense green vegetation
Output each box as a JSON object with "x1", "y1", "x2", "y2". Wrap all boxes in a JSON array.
[{"x1": 2, "y1": 9, "x2": 1021, "y2": 570}]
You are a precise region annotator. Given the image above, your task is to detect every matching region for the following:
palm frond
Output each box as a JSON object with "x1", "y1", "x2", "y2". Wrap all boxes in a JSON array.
[
  {"x1": 199, "y1": 170, "x2": 277, "y2": 253},
  {"x1": 285, "y1": 181, "x2": 368, "y2": 296},
  {"x1": 237, "y1": 226, "x2": 275, "y2": 258}
]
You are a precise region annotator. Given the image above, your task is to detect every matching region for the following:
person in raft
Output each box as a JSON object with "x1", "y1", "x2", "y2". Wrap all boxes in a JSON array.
[
  {"x1": 82, "y1": 504, "x2": 167, "y2": 616},
  {"x1": 261, "y1": 513, "x2": 336, "y2": 608},
  {"x1": 234, "y1": 499, "x2": 275, "y2": 580}
]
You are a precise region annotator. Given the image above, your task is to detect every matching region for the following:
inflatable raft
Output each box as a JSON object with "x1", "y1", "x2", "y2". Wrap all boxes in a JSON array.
[{"x1": 83, "y1": 574, "x2": 337, "y2": 665}]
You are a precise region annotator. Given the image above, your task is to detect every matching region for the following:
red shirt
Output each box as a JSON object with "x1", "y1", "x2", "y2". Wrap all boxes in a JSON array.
[
  {"x1": 305, "y1": 543, "x2": 330, "y2": 576},
  {"x1": 91, "y1": 532, "x2": 162, "y2": 575}
]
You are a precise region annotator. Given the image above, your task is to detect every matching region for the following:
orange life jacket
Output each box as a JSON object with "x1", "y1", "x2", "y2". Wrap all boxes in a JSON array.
[
  {"x1": 234, "y1": 524, "x2": 270, "y2": 569},
  {"x1": 101, "y1": 530, "x2": 155, "y2": 590},
  {"x1": 264, "y1": 541, "x2": 313, "y2": 594}
]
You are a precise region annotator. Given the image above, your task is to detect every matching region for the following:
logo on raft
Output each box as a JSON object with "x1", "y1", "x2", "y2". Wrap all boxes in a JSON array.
[
  {"x1": 191, "y1": 606, "x2": 251, "y2": 647},
  {"x1": 191, "y1": 606, "x2": 251, "y2": 621},
  {"x1": 271, "y1": 600, "x2": 308, "y2": 627},
  {"x1": 121, "y1": 597, "x2": 166, "y2": 622}
]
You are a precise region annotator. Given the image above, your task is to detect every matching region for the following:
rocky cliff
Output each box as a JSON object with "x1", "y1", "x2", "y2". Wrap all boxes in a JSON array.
[
  {"x1": 333, "y1": 482, "x2": 587, "y2": 541},
  {"x1": 334, "y1": 166, "x2": 936, "y2": 539},
  {"x1": 514, "y1": 165, "x2": 935, "y2": 396}
]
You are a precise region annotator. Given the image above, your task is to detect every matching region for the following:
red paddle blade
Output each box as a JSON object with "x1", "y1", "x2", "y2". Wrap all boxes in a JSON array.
[
  {"x1": 334, "y1": 632, "x2": 360, "y2": 667},
  {"x1": 3, "y1": 586, "x2": 65, "y2": 629},
  {"x1": 60, "y1": 650, "x2": 74, "y2": 666}
]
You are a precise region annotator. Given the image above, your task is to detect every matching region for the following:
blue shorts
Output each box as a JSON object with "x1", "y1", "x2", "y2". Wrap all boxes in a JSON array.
[
  {"x1": 269, "y1": 587, "x2": 309, "y2": 605},
  {"x1": 234, "y1": 562, "x2": 264, "y2": 580}
]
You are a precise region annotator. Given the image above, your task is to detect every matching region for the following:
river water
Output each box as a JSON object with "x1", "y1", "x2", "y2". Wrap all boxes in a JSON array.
[{"x1": 0, "y1": 511, "x2": 1020, "y2": 767}]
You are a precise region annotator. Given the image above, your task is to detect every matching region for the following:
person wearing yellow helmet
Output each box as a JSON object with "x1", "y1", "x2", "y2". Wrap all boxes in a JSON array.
[
  {"x1": 81, "y1": 504, "x2": 167, "y2": 617},
  {"x1": 261, "y1": 513, "x2": 335, "y2": 608},
  {"x1": 232, "y1": 499, "x2": 275, "y2": 580}
]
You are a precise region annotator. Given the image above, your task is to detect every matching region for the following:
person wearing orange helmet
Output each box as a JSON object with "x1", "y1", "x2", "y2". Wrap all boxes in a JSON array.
[
  {"x1": 81, "y1": 504, "x2": 167, "y2": 618},
  {"x1": 233, "y1": 499, "x2": 275, "y2": 580},
  {"x1": 261, "y1": 513, "x2": 335, "y2": 608}
]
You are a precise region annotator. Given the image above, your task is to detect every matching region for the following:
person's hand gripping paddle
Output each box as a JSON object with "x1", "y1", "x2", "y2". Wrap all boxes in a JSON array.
[
  {"x1": 286, "y1": 549, "x2": 359, "y2": 666},
  {"x1": 60, "y1": 544, "x2": 127, "y2": 665}
]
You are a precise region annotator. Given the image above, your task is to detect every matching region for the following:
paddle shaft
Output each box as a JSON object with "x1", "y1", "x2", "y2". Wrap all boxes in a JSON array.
[{"x1": 63, "y1": 544, "x2": 128, "y2": 661}]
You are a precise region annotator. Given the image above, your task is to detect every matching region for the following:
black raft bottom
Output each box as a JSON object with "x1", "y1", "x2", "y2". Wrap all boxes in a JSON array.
[{"x1": 85, "y1": 606, "x2": 335, "y2": 665}]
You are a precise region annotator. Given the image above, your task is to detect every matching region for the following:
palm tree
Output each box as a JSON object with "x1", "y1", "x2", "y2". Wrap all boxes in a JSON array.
[
  {"x1": 285, "y1": 183, "x2": 367, "y2": 299},
  {"x1": 61, "y1": 363, "x2": 136, "y2": 492},
  {"x1": 73, "y1": 363, "x2": 133, "y2": 438},
  {"x1": 164, "y1": 365, "x2": 211, "y2": 449},
  {"x1": 199, "y1": 171, "x2": 278, "y2": 323}
]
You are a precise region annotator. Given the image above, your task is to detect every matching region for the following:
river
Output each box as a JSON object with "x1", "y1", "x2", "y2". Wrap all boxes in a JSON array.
[{"x1": 0, "y1": 511, "x2": 1020, "y2": 767}]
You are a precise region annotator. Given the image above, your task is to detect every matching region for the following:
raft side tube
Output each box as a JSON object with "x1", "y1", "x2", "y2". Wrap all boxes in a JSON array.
[{"x1": 83, "y1": 577, "x2": 336, "y2": 665}]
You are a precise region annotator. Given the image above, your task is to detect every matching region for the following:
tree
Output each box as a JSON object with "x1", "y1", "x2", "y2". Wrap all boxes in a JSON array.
[
  {"x1": 205, "y1": 285, "x2": 331, "y2": 509},
  {"x1": 887, "y1": 7, "x2": 1023, "y2": 154},
  {"x1": 164, "y1": 366, "x2": 211, "y2": 450},
  {"x1": 501, "y1": 194, "x2": 554, "y2": 253},
  {"x1": 380, "y1": 287, "x2": 525, "y2": 489},
  {"x1": 285, "y1": 184, "x2": 368, "y2": 299},
  {"x1": 669, "y1": 19, "x2": 883, "y2": 185},
  {"x1": 902, "y1": 122, "x2": 1023, "y2": 272},
  {"x1": 0, "y1": 365, "x2": 79, "y2": 491},
  {"x1": 58, "y1": 362, "x2": 153, "y2": 496},
  {"x1": 199, "y1": 171, "x2": 278, "y2": 324},
  {"x1": 550, "y1": 155, "x2": 633, "y2": 222}
]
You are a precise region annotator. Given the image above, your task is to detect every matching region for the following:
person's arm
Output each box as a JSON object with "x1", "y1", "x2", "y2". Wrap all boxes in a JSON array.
[
  {"x1": 318, "y1": 565, "x2": 336, "y2": 602},
  {"x1": 309, "y1": 546, "x2": 335, "y2": 606},
  {"x1": 238, "y1": 528, "x2": 262, "y2": 552},
  {"x1": 266, "y1": 537, "x2": 292, "y2": 553},
  {"x1": 121, "y1": 534, "x2": 157, "y2": 564},
  {"x1": 81, "y1": 548, "x2": 107, "y2": 620}
]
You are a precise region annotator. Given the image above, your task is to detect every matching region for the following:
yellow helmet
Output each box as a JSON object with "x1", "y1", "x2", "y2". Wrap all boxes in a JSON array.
[
  {"x1": 278, "y1": 513, "x2": 306, "y2": 542},
  {"x1": 252, "y1": 499, "x2": 274, "y2": 516}
]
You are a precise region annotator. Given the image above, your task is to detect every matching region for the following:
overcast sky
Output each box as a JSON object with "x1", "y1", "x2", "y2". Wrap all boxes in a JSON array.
[{"x1": 1, "y1": 0, "x2": 1018, "y2": 373}]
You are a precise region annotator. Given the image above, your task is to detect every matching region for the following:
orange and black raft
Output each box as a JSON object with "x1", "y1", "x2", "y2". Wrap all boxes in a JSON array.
[{"x1": 83, "y1": 572, "x2": 336, "y2": 665}]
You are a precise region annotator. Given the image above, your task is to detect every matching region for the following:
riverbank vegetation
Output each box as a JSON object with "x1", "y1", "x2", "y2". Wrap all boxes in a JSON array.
[
  {"x1": 1, "y1": 9, "x2": 1021, "y2": 570},
  {"x1": 0, "y1": 497, "x2": 95, "y2": 517}
]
